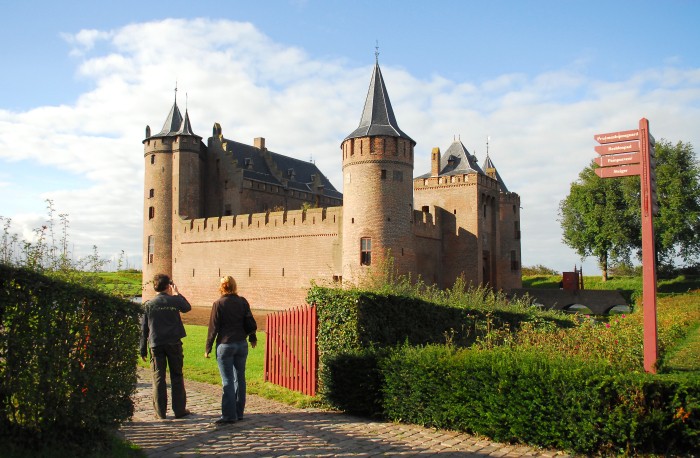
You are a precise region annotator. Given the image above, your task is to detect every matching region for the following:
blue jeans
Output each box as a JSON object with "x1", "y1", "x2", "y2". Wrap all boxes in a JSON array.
[{"x1": 216, "y1": 340, "x2": 249, "y2": 420}]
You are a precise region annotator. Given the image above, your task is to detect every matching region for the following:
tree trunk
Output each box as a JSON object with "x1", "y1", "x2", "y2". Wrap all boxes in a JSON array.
[{"x1": 599, "y1": 253, "x2": 608, "y2": 282}]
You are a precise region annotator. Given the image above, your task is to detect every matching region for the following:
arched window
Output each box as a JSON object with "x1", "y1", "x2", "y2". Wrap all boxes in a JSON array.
[
  {"x1": 149, "y1": 188, "x2": 154, "y2": 198},
  {"x1": 150, "y1": 155, "x2": 155, "y2": 164},
  {"x1": 148, "y1": 206, "x2": 155, "y2": 219}
]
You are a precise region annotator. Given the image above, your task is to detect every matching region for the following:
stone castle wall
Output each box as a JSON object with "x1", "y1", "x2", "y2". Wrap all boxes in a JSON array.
[{"x1": 170, "y1": 206, "x2": 342, "y2": 310}]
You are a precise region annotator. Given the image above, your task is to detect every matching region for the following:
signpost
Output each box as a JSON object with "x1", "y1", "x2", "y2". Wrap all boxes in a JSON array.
[
  {"x1": 593, "y1": 119, "x2": 658, "y2": 373},
  {"x1": 594, "y1": 152, "x2": 640, "y2": 167}
]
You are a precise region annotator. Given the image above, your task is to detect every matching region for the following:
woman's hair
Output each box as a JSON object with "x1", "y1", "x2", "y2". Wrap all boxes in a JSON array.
[{"x1": 219, "y1": 275, "x2": 237, "y2": 295}]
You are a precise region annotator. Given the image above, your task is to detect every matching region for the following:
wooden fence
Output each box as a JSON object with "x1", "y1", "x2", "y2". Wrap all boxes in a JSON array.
[{"x1": 264, "y1": 305, "x2": 318, "y2": 396}]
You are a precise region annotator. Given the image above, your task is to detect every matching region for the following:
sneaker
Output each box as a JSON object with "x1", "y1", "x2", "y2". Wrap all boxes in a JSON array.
[{"x1": 175, "y1": 409, "x2": 191, "y2": 419}]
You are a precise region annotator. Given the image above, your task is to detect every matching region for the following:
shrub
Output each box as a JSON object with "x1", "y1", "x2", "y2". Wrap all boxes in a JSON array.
[
  {"x1": 521, "y1": 264, "x2": 559, "y2": 276},
  {"x1": 381, "y1": 345, "x2": 699, "y2": 455},
  {"x1": 0, "y1": 265, "x2": 141, "y2": 445}
]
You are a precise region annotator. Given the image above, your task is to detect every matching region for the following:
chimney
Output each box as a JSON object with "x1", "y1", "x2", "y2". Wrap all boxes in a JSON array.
[
  {"x1": 254, "y1": 137, "x2": 266, "y2": 150},
  {"x1": 431, "y1": 147, "x2": 441, "y2": 177}
]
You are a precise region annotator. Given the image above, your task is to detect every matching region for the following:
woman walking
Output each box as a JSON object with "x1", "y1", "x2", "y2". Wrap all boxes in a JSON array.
[{"x1": 205, "y1": 276, "x2": 257, "y2": 424}]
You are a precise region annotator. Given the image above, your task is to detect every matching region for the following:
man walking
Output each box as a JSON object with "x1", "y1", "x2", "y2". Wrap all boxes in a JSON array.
[{"x1": 140, "y1": 273, "x2": 192, "y2": 419}]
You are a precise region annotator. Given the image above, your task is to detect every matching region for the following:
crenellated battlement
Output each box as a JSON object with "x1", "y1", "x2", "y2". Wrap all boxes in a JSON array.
[
  {"x1": 500, "y1": 192, "x2": 521, "y2": 204},
  {"x1": 413, "y1": 172, "x2": 499, "y2": 191},
  {"x1": 178, "y1": 206, "x2": 342, "y2": 243},
  {"x1": 412, "y1": 208, "x2": 442, "y2": 239}
]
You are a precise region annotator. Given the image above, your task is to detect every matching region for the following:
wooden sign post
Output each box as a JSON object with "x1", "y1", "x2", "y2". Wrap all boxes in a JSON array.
[{"x1": 594, "y1": 119, "x2": 658, "y2": 373}]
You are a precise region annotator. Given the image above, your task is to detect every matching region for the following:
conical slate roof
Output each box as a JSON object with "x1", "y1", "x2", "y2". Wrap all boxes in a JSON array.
[
  {"x1": 344, "y1": 62, "x2": 414, "y2": 144},
  {"x1": 482, "y1": 154, "x2": 509, "y2": 192},
  {"x1": 149, "y1": 97, "x2": 199, "y2": 139}
]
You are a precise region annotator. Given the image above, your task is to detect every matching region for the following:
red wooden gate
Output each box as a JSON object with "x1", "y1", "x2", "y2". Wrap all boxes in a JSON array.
[{"x1": 264, "y1": 305, "x2": 317, "y2": 396}]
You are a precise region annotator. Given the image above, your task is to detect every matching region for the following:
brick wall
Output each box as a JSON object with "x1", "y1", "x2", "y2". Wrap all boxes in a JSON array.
[{"x1": 170, "y1": 206, "x2": 342, "y2": 309}]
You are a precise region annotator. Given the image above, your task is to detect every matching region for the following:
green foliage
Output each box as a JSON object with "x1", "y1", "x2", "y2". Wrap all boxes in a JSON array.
[
  {"x1": 521, "y1": 264, "x2": 559, "y2": 276},
  {"x1": 381, "y1": 345, "x2": 699, "y2": 455},
  {"x1": 307, "y1": 283, "x2": 577, "y2": 409},
  {"x1": 310, "y1": 270, "x2": 699, "y2": 455},
  {"x1": 0, "y1": 265, "x2": 141, "y2": 447},
  {"x1": 558, "y1": 161, "x2": 639, "y2": 278},
  {"x1": 559, "y1": 140, "x2": 700, "y2": 277}
]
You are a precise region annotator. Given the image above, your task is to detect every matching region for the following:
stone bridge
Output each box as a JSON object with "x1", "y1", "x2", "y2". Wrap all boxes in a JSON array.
[{"x1": 507, "y1": 288, "x2": 630, "y2": 315}]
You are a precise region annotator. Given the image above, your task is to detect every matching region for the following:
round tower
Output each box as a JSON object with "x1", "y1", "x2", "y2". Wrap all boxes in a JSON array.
[
  {"x1": 341, "y1": 60, "x2": 416, "y2": 284},
  {"x1": 142, "y1": 94, "x2": 201, "y2": 300}
]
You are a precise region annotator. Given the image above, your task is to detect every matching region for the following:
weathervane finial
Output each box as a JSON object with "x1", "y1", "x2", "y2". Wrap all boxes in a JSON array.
[
  {"x1": 174, "y1": 81, "x2": 178, "y2": 104},
  {"x1": 375, "y1": 40, "x2": 379, "y2": 63}
]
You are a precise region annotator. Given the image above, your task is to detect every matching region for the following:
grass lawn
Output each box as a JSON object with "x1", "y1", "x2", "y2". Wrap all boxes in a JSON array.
[{"x1": 138, "y1": 325, "x2": 316, "y2": 407}]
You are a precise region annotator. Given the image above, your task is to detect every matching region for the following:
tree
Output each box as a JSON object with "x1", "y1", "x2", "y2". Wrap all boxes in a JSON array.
[
  {"x1": 652, "y1": 140, "x2": 700, "y2": 268},
  {"x1": 558, "y1": 165, "x2": 639, "y2": 280},
  {"x1": 559, "y1": 139, "x2": 700, "y2": 279}
]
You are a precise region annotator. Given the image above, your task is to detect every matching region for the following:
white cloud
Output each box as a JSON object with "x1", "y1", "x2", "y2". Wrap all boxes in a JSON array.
[{"x1": 1, "y1": 18, "x2": 699, "y2": 275}]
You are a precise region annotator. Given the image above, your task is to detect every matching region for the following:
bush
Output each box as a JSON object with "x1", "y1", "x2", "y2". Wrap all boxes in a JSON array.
[
  {"x1": 521, "y1": 264, "x2": 559, "y2": 276},
  {"x1": 381, "y1": 345, "x2": 699, "y2": 455},
  {"x1": 0, "y1": 265, "x2": 141, "y2": 445}
]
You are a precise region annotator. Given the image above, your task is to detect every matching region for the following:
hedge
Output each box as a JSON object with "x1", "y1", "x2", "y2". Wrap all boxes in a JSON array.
[
  {"x1": 0, "y1": 265, "x2": 141, "y2": 444},
  {"x1": 381, "y1": 346, "x2": 699, "y2": 456},
  {"x1": 309, "y1": 285, "x2": 699, "y2": 455}
]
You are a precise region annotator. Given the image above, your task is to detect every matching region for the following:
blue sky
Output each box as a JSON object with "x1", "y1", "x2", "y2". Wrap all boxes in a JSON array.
[{"x1": 1, "y1": 0, "x2": 699, "y2": 274}]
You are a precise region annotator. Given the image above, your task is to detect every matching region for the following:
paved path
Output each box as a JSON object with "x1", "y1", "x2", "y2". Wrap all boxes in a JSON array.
[{"x1": 118, "y1": 370, "x2": 570, "y2": 457}]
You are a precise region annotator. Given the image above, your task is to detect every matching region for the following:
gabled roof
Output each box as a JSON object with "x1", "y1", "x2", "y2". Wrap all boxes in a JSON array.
[
  {"x1": 482, "y1": 154, "x2": 509, "y2": 192},
  {"x1": 344, "y1": 62, "x2": 414, "y2": 144},
  {"x1": 222, "y1": 140, "x2": 342, "y2": 200}
]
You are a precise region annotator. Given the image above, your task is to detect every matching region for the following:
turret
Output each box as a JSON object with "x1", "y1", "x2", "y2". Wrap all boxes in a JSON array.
[
  {"x1": 340, "y1": 59, "x2": 416, "y2": 283},
  {"x1": 142, "y1": 92, "x2": 201, "y2": 300}
]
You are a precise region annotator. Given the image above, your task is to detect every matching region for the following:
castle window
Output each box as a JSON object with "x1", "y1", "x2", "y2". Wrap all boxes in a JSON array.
[
  {"x1": 514, "y1": 221, "x2": 520, "y2": 239},
  {"x1": 393, "y1": 170, "x2": 403, "y2": 182},
  {"x1": 148, "y1": 206, "x2": 155, "y2": 219},
  {"x1": 147, "y1": 236, "x2": 155, "y2": 264},
  {"x1": 511, "y1": 250, "x2": 519, "y2": 271},
  {"x1": 150, "y1": 155, "x2": 155, "y2": 164},
  {"x1": 381, "y1": 169, "x2": 387, "y2": 180},
  {"x1": 149, "y1": 188, "x2": 154, "y2": 198},
  {"x1": 360, "y1": 237, "x2": 372, "y2": 266}
]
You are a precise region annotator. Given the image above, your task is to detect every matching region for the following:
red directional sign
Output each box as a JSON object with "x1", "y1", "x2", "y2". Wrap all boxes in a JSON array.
[
  {"x1": 595, "y1": 163, "x2": 641, "y2": 178},
  {"x1": 594, "y1": 140, "x2": 640, "y2": 156},
  {"x1": 594, "y1": 152, "x2": 641, "y2": 167},
  {"x1": 594, "y1": 129, "x2": 639, "y2": 144}
]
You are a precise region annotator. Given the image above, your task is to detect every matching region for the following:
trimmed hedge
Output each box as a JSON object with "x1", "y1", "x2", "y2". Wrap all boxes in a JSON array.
[
  {"x1": 308, "y1": 285, "x2": 574, "y2": 355},
  {"x1": 0, "y1": 265, "x2": 141, "y2": 443},
  {"x1": 309, "y1": 286, "x2": 699, "y2": 455},
  {"x1": 381, "y1": 346, "x2": 699, "y2": 456}
]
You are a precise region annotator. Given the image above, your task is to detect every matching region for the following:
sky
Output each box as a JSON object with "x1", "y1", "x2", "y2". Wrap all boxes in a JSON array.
[{"x1": 1, "y1": 0, "x2": 699, "y2": 274}]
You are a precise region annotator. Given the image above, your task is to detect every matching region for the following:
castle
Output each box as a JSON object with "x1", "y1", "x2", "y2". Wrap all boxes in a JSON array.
[{"x1": 142, "y1": 60, "x2": 522, "y2": 309}]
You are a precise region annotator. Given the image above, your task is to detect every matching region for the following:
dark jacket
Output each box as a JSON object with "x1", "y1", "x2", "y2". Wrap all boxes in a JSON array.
[
  {"x1": 205, "y1": 294, "x2": 257, "y2": 354},
  {"x1": 140, "y1": 292, "x2": 191, "y2": 357}
]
